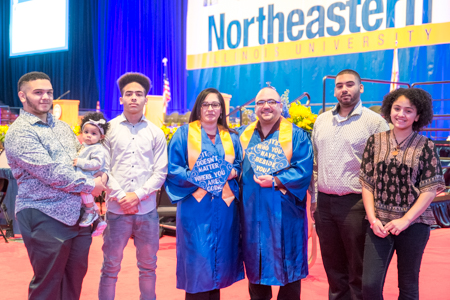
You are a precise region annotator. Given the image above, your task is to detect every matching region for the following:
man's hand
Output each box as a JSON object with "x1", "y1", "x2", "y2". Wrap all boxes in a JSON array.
[
  {"x1": 118, "y1": 192, "x2": 140, "y2": 212},
  {"x1": 122, "y1": 206, "x2": 139, "y2": 215},
  {"x1": 254, "y1": 175, "x2": 273, "y2": 188},
  {"x1": 227, "y1": 169, "x2": 237, "y2": 180},
  {"x1": 92, "y1": 177, "x2": 106, "y2": 197},
  {"x1": 73, "y1": 158, "x2": 78, "y2": 166},
  {"x1": 310, "y1": 202, "x2": 316, "y2": 223}
]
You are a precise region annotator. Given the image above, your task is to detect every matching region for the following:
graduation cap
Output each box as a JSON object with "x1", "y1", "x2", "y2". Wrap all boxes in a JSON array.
[
  {"x1": 187, "y1": 150, "x2": 233, "y2": 196},
  {"x1": 246, "y1": 139, "x2": 289, "y2": 178}
]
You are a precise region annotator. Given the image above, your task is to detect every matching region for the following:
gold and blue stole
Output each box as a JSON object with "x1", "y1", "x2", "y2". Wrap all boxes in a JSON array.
[
  {"x1": 187, "y1": 120, "x2": 235, "y2": 206},
  {"x1": 239, "y1": 117, "x2": 293, "y2": 163}
]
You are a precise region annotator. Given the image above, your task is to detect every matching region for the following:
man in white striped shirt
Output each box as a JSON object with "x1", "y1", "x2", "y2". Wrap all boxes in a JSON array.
[
  {"x1": 99, "y1": 73, "x2": 168, "y2": 300},
  {"x1": 310, "y1": 69, "x2": 389, "y2": 300}
]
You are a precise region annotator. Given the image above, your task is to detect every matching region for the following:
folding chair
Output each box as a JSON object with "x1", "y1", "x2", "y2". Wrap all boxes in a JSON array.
[
  {"x1": 0, "y1": 178, "x2": 12, "y2": 243},
  {"x1": 156, "y1": 185, "x2": 176, "y2": 238}
]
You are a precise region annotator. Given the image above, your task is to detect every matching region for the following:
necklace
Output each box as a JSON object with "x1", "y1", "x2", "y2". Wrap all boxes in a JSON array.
[{"x1": 391, "y1": 130, "x2": 414, "y2": 157}]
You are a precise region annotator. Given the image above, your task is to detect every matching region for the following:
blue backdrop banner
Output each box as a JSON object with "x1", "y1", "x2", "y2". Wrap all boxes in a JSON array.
[{"x1": 186, "y1": 0, "x2": 450, "y2": 139}]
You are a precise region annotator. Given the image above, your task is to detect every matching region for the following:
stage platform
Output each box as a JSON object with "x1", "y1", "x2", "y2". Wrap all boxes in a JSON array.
[{"x1": 1, "y1": 229, "x2": 449, "y2": 299}]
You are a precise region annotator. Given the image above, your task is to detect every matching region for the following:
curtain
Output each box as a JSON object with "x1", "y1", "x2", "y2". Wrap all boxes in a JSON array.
[
  {"x1": 0, "y1": 0, "x2": 188, "y2": 117},
  {"x1": 0, "y1": 0, "x2": 98, "y2": 109},
  {"x1": 91, "y1": 0, "x2": 188, "y2": 118}
]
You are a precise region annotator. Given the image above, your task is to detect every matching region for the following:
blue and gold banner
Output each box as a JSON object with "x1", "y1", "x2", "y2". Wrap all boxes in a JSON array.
[
  {"x1": 186, "y1": 0, "x2": 450, "y2": 136},
  {"x1": 188, "y1": 0, "x2": 450, "y2": 69}
]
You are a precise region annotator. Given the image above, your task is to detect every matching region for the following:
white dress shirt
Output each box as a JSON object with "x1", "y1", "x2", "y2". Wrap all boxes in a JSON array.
[
  {"x1": 310, "y1": 100, "x2": 390, "y2": 203},
  {"x1": 105, "y1": 114, "x2": 168, "y2": 214}
]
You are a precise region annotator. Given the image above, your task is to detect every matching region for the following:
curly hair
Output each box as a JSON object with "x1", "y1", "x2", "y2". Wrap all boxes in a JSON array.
[
  {"x1": 79, "y1": 112, "x2": 110, "y2": 137},
  {"x1": 117, "y1": 72, "x2": 151, "y2": 96},
  {"x1": 380, "y1": 88, "x2": 434, "y2": 131}
]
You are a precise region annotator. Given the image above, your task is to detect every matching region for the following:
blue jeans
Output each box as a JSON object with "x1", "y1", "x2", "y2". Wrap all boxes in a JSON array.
[
  {"x1": 99, "y1": 209, "x2": 159, "y2": 300},
  {"x1": 362, "y1": 223, "x2": 430, "y2": 300}
]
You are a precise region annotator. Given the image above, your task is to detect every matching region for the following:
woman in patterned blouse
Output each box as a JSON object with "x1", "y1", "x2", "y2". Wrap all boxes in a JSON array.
[{"x1": 359, "y1": 88, "x2": 445, "y2": 300}]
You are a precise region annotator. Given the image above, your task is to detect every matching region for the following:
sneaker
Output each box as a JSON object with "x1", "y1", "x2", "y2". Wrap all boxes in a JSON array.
[
  {"x1": 79, "y1": 210, "x2": 99, "y2": 227},
  {"x1": 92, "y1": 220, "x2": 107, "y2": 237}
]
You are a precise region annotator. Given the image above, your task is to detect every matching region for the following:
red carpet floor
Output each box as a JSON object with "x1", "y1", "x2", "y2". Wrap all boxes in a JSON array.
[{"x1": 1, "y1": 228, "x2": 449, "y2": 299}]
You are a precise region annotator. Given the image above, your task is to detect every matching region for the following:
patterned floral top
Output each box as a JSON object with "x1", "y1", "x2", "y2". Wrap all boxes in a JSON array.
[
  {"x1": 5, "y1": 110, "x2": 95, "y2": 226},
  {"x1": 359, "y1": 131, "x2": 445, "y2": 226}
]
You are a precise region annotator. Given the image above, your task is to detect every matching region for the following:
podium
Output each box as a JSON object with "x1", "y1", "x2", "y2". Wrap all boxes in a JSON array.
[
  {"x1": 52, "y1": 100, "x2": 80, "y2": 128},
  {"x1": 145, "y1": 95, "x2": 164, "y2": 127},
  {"x1": 143, "y1": 93, "x2": 231, "y2": 127}
]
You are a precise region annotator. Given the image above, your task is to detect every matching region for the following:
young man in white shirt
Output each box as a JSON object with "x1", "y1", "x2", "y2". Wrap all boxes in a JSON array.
[{"x1": 99, "y1": 73, "x2": 168, "y2": 300}]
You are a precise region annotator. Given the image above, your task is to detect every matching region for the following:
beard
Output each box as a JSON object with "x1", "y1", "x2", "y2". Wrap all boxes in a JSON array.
[
  {"x1": 338, "y1": 91, "x2": 360, "y2": 107},
  {"x1": 25, "y1": 95, "x2": 51, "y2": 114}
]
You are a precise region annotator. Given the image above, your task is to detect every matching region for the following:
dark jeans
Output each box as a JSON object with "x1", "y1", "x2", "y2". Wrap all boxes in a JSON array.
[
  {"x1": 314, "y1": 192, "x2": 367, "y2": 300},
  {"x1": 248, "y1": 281, "x2": 301, "y2": 300},
  {"x1": 362, "y1": 223, "x2": 430, "y2": 300},
  {"x1": 186, "y1": 289, "x2": 220, "y2": 300},
  {"x1": 17, "y1": 208, "x2": 92, "y2": 300}
]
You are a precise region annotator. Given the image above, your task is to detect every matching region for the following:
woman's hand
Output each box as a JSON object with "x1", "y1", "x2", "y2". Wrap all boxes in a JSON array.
[
  {"x1": 73, "y1": 158, "x2": 78, "y2": 166},
  {"x1": 384, "y1": 217, "x2": 411, "y2": 236},
  {"x1": 227, "y1": 169, "x2": 237, "y2": 180},
  {"x1": 372, "y1": 219, "x2": 388, "y2": 238}
]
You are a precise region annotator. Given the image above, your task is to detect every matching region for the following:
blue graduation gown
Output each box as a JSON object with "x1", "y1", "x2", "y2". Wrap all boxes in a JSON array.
[
  {"x1": 237, "y1": 124, "x2": 313, "y2": 286},
  {"x1": 165, "y1": 124, "x2": 245, "y2": 293}
]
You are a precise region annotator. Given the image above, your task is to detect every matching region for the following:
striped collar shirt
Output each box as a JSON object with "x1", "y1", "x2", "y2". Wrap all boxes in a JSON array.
[
  {"x1": 309, "y1": 101, "x2": 390, "y2": 203},
  {"x1": 105, "y1": 114, "x2": 168, "y2": 214}
]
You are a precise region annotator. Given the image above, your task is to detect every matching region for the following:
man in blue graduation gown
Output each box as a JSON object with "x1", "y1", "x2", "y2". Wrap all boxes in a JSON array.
[{"x1": 237, "y1": 87, "x2": 313, "y2": 300}]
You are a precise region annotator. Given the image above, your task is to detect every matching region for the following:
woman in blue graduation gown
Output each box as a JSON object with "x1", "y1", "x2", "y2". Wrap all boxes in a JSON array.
[{"x1": 165, "y1": 88, "x2": 244, "y2": 300}]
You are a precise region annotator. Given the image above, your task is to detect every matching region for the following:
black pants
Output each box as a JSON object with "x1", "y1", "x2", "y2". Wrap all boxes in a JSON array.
[
  {"x1": 314, "y1": 193, "x2": 367, "y2": 300},
  {"x1": 362, "y1": 223, "x2": 430, "y2": 300},
  {"x1": 186, "y1": 289, "x2": 220, "y2": 300},
  {"x1": 248, "y1": 280, "x2": 301, "y2": 300},
  {"x1": 17, "y1": 208, "x2": 92, "y2": 300}
]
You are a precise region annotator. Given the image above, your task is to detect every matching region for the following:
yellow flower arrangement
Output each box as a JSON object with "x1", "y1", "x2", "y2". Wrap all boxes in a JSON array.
[
  {"x1": 0, "y1": 125, "x2": 9, "y2": 143},
  {"x1": 161, "y1": 124, "x2": 179, "y2": 143},
  {"x1": 287, "y1": 102, "x2": 317, "y2": 132},
  {"x1": 72, "y1": 125, "x2": 81, "y2": 136},
  {"x1": 228, "y1": 123, "x2": 240, "y2": 129}
]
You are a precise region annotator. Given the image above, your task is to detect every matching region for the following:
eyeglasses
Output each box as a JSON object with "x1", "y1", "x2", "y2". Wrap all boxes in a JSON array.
[
  {"x1": 255, "y1": 99, "x2": 280, "y2": 107},
  {"x1": 201, "y1": 102, "x2": 221, "y2": 109}
]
